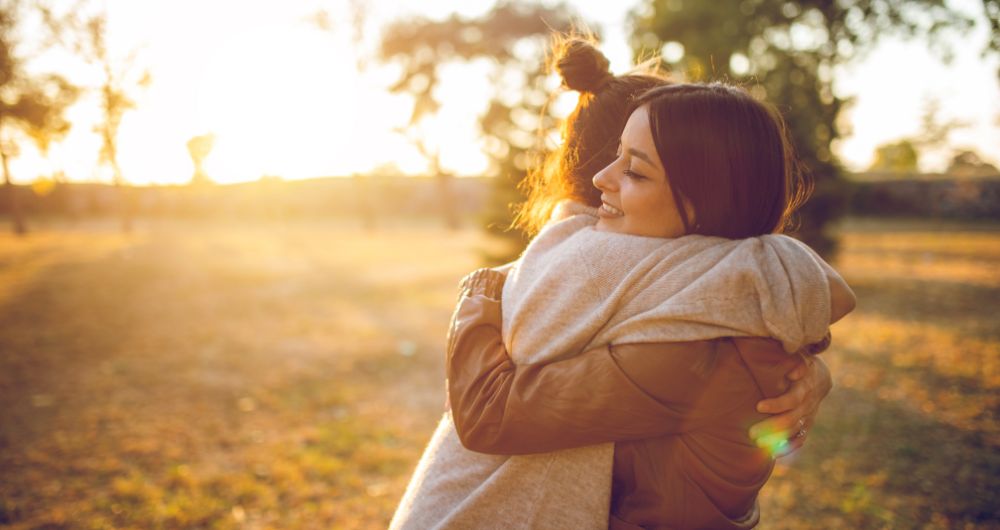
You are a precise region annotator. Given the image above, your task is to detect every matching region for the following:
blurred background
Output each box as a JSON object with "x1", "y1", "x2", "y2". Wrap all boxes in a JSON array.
[{"x1": 0, "y1": 0, "x2": 997, "y2": 528}]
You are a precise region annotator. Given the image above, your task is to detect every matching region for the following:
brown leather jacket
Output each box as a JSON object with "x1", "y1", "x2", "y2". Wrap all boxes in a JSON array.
[{"x1": 446, "y1": 269, "x2": 818, "y2": 529}]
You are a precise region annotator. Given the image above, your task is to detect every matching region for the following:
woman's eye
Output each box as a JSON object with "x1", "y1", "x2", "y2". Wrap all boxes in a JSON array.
[{"x1": 623, "y1": 168, "x2": 646, "y2": 181}]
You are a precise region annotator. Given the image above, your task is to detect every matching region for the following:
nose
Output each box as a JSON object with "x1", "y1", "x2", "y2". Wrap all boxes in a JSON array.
[{"x1": 592, "y1": 163, "x2": 616, "y2": 192}]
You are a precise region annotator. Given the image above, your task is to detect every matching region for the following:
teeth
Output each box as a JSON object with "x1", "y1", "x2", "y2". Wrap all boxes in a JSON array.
[{"x1": 602, "y1": 202, "x2": 624, "y2": 216}]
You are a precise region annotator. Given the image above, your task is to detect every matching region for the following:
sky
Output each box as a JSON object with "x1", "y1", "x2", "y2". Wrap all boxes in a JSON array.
[{"x1": 8, "y1": 0, "x2": 1000, "y2": 185}]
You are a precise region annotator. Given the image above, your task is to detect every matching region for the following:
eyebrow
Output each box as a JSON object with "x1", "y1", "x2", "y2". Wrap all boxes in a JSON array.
[{"x1": 627, "y1": 147, "x2": 658, "y2": 169}]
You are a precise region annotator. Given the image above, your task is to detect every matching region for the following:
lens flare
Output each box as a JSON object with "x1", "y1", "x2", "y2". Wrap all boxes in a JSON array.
[{"x1": 754, "y1": 428, "x2": 790, "y2": 457}]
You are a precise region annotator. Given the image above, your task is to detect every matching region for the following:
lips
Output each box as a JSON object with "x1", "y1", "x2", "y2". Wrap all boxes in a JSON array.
[{"x1": 600, "y1": 200, "x2": 624, "y2": 217}]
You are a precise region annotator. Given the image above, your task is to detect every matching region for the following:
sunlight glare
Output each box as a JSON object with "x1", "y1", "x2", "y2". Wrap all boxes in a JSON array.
[{"x1": 198, "y1": 26, "x2": 361, "y2": 183}]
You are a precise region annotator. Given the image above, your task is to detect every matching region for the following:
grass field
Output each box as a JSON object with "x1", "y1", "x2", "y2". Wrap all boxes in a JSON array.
[{"x1": 0, "y1": 217, "x2": 997, "y2": 529}]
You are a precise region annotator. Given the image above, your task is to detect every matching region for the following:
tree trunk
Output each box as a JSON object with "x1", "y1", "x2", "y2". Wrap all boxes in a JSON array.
[
  {"x1": 0, "y1": 139, "x2": 27, "y2": 236},
  {"x1": 110, "y1": 153, "x2": 132, "y2": 233}
]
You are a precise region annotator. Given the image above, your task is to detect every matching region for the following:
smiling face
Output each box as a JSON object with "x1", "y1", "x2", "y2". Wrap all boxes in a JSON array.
[{"x1": 592, "y1": 105, "x2": 689, "y2": 238}]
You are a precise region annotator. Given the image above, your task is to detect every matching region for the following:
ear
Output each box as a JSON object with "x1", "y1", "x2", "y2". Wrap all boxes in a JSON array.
[{"x1": 682, "y1": 197, "x2": 697, "y2": 228}]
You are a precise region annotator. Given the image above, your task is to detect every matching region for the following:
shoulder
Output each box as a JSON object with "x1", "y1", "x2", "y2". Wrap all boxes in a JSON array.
[
  {"x1": 550, "y1": 199, "x2": 599, "y2": 221},
  {"x1": 728, "y1": 336, "x2": 787, "y2": 358},
  {"x1": 728, "y1": 337, "x2": 800, "y2": 398},
  {"x1": 615, "y1": 337, "x2": 787, "y2": 360},
  {"x1": 615, "y1": 337, "x2": 788, "y2": 375},
  {"x1": 754, "y1": 234, "x2": 822, "y2": 260},
  {"x1": 610, "y1": 340, "x2": 722, "y2": 383},
  {"x1": 613, "y1": 339, "x2": 719, "y2": 357},
  {"x1": 609, "y1": 338, "x2": 780, "y2": 407}
]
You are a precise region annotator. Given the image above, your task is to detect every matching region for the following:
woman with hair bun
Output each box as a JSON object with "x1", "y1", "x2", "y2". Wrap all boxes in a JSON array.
[{"x1": 390, "y1": 37, "x2": 850, "y2": 530}]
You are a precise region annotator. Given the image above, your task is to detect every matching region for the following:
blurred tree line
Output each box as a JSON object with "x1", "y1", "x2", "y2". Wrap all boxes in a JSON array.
[
  {"x1": 2, "y1": 1, "x2": 996, "y2": 241},
  {"x1": 381, "y1": 0, "x2": 996, "y2": 259},
  {"x1": 867, "y1": 143, "x2": 999, "y2": 177},
  {"x1": 867, "y1": 100, "x2": 999, "y2": 177},
  {"x1": 380, "y1": 2, "x2": 575, "y2": 258},
  {"x1": 0, "y1": 0, "x2": 147, "y2": 235},
  {"x1": 0, "y1": 0, "x2": 76, "y2": 234}
]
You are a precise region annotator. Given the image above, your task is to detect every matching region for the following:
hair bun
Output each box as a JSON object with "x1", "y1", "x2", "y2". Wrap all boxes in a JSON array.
[{"x1": 555, "y1": 39, "x2": 613, "y2": 94}]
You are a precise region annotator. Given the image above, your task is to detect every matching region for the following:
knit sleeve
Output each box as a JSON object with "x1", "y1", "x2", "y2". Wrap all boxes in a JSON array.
[
  {"x1": 458, "y1": 268, "x2": 506, "y2": 300},
  {"x1": 745, "y1": 235, "x2": 832, "y2": 352},
  {"x1": 445, "y1": 290, "x2": 803, "y2": 454}
]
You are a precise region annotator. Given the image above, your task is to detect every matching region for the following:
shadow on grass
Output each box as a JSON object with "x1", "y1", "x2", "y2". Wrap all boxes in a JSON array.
[
  {"x1": 848, "y1": 276, "x2": 1000, "y2": 333},
  {"x1": 764, "y1": 382, "x2": 1000, "y2": 528}
]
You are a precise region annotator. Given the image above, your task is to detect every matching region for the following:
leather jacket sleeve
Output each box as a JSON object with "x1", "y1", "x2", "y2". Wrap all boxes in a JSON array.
[{"x1": 446, "y1": 268, "x2": 817, "y2": 455}]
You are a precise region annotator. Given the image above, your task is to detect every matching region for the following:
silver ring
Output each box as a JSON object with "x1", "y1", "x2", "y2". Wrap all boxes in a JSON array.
[
  {"x1": 794, "y1": 427, "x2": 807, "y2": 439},
  {"x1": 796, "y1": 418, "x2": 805, "y2": 429}
]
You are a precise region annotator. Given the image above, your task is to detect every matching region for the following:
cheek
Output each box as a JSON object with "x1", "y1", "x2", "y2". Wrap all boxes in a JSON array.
[
  {"x1": 622, "y1": 185, "x2": 657, "y2": 225},
  {"x1": 635, "y1": 186, "x2": 681, "y2": 232}
]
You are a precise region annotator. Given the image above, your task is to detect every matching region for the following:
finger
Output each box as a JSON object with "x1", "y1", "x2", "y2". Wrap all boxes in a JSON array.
[
  {"x1": 756, "y1": 383, "x2": 807, "y2": 414},
  {"x1": 754, "y1": 429, "x2": 807, "y2": 457},
  {"x1": 785, "y1": 415, "x2": 817, "y2": 453},
  {"x1": 776, "y1": 436, "x2": 805, "y2": 457},
  {"x1": 767, "y1": 420, "x2": 812, "y2": 458},
  {"x1": 760, "y1": 363, "x2": 824, "y2": 415},
  {"x1": 754, "y1": 432, "x2": 791, "y2": 456},
  {"x1": 800, "y1": 414, "x2": 816, "y2": 434},
  {"x1": 749, "y1": 407, "x2": 804, "y2": 440},
  {"x1": 785, "y1": 361, "x2": 810, "y2": 382}
]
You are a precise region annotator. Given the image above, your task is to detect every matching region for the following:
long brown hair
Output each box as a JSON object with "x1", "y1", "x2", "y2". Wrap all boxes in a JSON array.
[
  {"x1": 632, "y1": 83, "x2": 812, "y2": 238},
  {"x1": 513, "y1": 36, "x2": 670, "y2": 235}
]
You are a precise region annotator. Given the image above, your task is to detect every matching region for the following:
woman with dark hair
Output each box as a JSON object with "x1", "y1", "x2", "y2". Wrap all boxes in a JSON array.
[{"x1": 391, "y1": 38, "x2": 851, "y2": 529}]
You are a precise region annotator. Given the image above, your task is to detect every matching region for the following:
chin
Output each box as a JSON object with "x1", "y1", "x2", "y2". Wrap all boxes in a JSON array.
[{"x1": 594, "y1": 219, "x2": 623, "y2": 234}]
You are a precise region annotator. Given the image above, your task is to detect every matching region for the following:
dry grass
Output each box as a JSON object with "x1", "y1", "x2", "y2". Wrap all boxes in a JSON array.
[
  {"x1": 757, "y1": 218, "x2": 1000, "y2": 529},
  {"x1": 0, "y1": 219, "x2": 482, "y2": 529},
  {"x1": 0, "y1": 217, "x2": 997, "y2": 529}
]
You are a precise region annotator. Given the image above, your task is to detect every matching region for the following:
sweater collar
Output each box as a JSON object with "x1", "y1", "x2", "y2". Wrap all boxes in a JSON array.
[{"x1": 551, "y1": 200, "x2": 599, "y2": 222}]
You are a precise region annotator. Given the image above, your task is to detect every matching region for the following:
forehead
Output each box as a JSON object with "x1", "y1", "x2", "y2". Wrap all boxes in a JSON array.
[
  {"x1": 622, "y1": 106, "x2": 652, "y2": 144},
  {"x1": 621, "y1": 106, "x2": 659, "y2": 167}
]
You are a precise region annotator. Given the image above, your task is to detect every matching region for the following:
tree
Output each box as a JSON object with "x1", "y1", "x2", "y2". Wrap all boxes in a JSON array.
[
  {"x1": 186, "y1": 133, "x2": 214, "y2": 186},
  {"x1": 312, "y1": 0, "x2": 388, "y2": 230},
  {"x1": 913, "y1": 99, "x2": 966, "y2": 150},
  {"x1": 380, "y1": 2, "x2": 575, "y2": 256},
  {"x1": 85, "y1": 13, "x2": 148, "y2": 231},
  {"x1": 631, "y1": 0, "x2": 976, "y2": 253},
  {"x1": 869, "y1": 100, "x2": 968, "y2": 175},
  {"x1": 0, "y1": 0, "x2": 77, "y2": 234},
  {"x1": 869, "y1": 140, "x2": 919, "y2": 173},
  {"x1": 947, "y1": 149, "x2": 1000, "y2": 178},
  {"x1": 49, "y1": 6, "x2": 149, "y2": 231},
  {"x1": 984, "y1": 0, "x2": 999, "y2": 78}
]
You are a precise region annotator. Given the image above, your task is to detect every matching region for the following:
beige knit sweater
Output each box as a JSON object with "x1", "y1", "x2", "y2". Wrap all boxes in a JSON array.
[{"x1": 390, "y1": 202, "x2": 833, "y2": 530}]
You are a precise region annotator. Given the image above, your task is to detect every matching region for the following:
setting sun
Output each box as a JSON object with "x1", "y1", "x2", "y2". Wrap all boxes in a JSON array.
[
  {"x1": 195, "y1": 26, "x2": 362, "y2": 183},
  {"x1": 1, "y1": 0, "x2": 995, "y2": 187}
]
